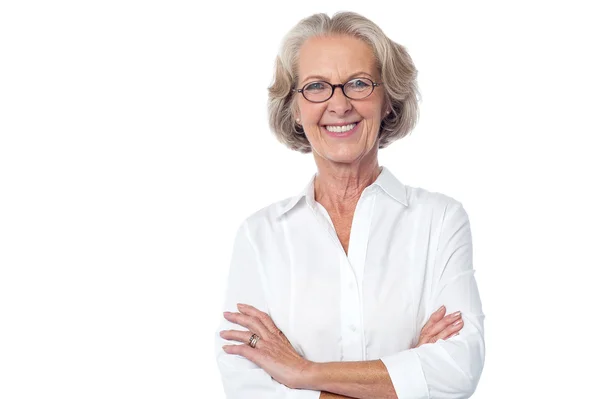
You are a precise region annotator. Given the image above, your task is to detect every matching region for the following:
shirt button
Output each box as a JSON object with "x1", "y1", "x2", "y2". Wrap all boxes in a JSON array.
[{"x1": 349, "y1": 324, "x2": 357, "y2": 332}]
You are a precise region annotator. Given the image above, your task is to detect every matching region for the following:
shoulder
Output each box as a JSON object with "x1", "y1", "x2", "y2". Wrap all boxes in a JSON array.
[
  {"x1": 406, "y1": 184, "x2": 463, "y2": 209},
  {"x1": 404, "y1": 184, "x2": 468, "y2": 223},
  {"x1": 236, "y1": 195, "x2": 297, "y2": 236}
]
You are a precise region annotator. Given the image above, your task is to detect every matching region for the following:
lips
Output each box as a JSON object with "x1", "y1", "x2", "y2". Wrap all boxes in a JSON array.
[
  {"x1": 322, "y1": 121, "x2": 361, "y2": 127},
  {"x1": 321, "y1": 120, "x2": 361, "y2": 138},
  {"x1": 324, "y1": 123, "x2": 357, "y2": 133}
]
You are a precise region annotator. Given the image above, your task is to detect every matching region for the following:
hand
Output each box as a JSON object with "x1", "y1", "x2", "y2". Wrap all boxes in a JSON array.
[
  {"x1": 412, "y1": 305, "x2": 463, "y2": 348},
  {"x1": 220, "y1": 303, "x2": 313, "y2": 389}
]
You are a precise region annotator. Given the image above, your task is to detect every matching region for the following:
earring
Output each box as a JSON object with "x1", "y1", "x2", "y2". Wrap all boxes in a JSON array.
[{"x1": 294, "y1": 118, "x2": 304, "y2": 134}]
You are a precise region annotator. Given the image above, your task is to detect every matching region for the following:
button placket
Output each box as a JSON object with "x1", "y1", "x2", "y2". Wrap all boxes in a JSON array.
[
  {"x1": 346, "y1": 191, "x2": 376, "y2": 361},
  {"x1": 341, "y1": 190, "x2": 377, "y2": 361},
  {"x1": 312, "y1": 187, "x2": 376, "y2": 361}
]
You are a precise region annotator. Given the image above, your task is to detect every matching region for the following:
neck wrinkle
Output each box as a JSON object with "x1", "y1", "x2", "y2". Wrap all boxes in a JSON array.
[{"x1": 314, "y1": 163, "x2": 382, "y2": 217}]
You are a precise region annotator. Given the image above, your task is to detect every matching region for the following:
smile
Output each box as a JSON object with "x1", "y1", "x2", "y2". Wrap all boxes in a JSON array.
[
  {"x1": 321, "y1": 120, "x2": 361, "y2": 138},
  {"x1": 325, "y1": 123, "x2": 357, "y2": 133}
]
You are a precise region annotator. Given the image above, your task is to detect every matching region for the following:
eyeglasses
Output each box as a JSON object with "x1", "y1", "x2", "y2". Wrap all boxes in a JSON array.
[{"x1": 292, "y1": 77, "x2": 383, "y2": 103}]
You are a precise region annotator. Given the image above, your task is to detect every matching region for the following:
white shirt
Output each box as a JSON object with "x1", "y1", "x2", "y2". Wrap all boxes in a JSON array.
[{"x1": 215, "y1": 166, "x2": 485, "y2": 399}]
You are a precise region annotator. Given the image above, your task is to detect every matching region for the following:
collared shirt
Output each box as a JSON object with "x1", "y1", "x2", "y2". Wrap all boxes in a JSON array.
[{"x1": 215, "y1": 166, "x2": 485, "y2": 399}]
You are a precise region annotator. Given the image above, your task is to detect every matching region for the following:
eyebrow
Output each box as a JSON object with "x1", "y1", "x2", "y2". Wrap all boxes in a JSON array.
[{"x1": 300, "y1": 71, "x2": 373, "y2": 86}]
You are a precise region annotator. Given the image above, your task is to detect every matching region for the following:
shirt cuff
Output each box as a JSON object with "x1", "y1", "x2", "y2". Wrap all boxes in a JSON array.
[
  {"x1": 288, "y1": 389, "x2": 321, "y2": 399},
  {"x1": 380, "y1": 349, "x2": 429, "y2": 399}
]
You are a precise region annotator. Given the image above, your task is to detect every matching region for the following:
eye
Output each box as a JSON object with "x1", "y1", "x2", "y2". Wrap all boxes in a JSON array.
[
  {"x1": 347, "y1": 78, "x2": 370, "y2": 90},
  {"x1": 304, "y1": 82, "x2": 327, "y2": 92}
]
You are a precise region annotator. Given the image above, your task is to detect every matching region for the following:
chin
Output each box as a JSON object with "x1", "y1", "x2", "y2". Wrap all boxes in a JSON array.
[
  {"x1": 320, "y1": 146, "x2": 367, "y2": 164},
  {"x1": 322, "y1": 139, "x2": 378, "y2": 162}
]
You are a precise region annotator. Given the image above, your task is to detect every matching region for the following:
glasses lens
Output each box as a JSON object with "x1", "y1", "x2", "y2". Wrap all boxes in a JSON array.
[
  {"x1": 303, "y1": 81, "x2": 332, "y2": 102},
  {"x1": 344, "y1": 78, "x2": 374, "y2": 99}
]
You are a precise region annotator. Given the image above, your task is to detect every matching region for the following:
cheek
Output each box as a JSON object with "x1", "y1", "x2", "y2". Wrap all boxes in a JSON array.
[
  {"x1": 363, "y1": 121, "x2": 380, "y2": 138},
  {"x1": 298, "y1": 102, "x2": 327, "y2": 124},
  {"x1": 357, "y1": 100, "x2": 384, "y2": 118},
  {"x1": 358, "y1": 108, "x2": 384, "y2": 128}
]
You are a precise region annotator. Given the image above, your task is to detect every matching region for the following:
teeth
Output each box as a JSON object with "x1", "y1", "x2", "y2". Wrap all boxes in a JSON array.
[{"x1": 325, "y1": 123, "x2": 357, "y2": 133}]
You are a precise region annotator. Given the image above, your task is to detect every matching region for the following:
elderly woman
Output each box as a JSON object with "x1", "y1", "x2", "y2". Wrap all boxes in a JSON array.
[{"x1": 214, "y1": 11, "x2": 485, "y2": 399}]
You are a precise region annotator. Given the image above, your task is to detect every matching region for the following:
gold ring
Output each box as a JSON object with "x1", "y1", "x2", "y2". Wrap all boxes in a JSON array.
[{"x1": 248, "y1": 333, "x2": 260, "y2": 348}]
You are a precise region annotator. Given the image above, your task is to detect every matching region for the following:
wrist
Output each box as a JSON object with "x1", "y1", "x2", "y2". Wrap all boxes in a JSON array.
[{"x1": 297, "y1": 360, "x2": 321, "y2": 390}]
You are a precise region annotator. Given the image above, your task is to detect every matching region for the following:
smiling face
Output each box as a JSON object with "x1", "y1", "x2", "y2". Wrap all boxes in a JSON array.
[{"x1": 294, "y1": 35, "x2": 389, "y2": 167}]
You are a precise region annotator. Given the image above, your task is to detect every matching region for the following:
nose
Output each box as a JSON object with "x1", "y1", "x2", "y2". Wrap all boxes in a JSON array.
[{"x1": 327, "y1": 85, "x2": 352, "y2": 116}]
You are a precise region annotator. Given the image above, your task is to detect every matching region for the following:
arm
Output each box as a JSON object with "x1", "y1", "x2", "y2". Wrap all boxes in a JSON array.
[
  {"x1": 308, "y1": 360, "x2": 396, "y2": 398},
  {"x1": 215, "y1": 220, "x2": 320, "y2": 399},
  {"x1": 380, "y1": 201, "x2": 485, "y2": 398},
  {"x1": 319, "y1": 393, "x2": 356, "y2": 398},
  {"x1": 299, "y1": 201, "x2": 484, "y2": 399}
]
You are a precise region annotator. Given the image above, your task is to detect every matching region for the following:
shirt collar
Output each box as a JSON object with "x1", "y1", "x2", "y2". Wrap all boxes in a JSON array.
[
  {"x1": 276, "y1": 174, "x2": 316, "y2": 218},
  {"x1": 276, "y1": 166, "x2": 408, "y2": 218},
  {"x1": 372, "y1": 166, "x2": 408, "y2": 206}
]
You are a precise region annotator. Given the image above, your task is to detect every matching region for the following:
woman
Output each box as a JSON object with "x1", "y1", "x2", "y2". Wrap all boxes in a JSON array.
[{"x1": 215, "y1": 11, "x2": 485, "y2": 399}]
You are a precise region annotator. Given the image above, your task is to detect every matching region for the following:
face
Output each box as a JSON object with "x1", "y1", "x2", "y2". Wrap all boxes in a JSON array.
[{"x1": 294, "y1": 35, "x2": 388, "y2": 166}]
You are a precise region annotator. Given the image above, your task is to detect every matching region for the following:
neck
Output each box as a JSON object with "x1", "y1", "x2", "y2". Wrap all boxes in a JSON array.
[{"x1": 313, "y1": 156, "x2": 381, "y2": 216}]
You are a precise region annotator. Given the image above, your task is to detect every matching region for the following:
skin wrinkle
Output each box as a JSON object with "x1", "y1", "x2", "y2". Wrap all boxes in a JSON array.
[
  {"x1": 220, "y1": 31, "x2": 470, "y2": 399},
  {"x1": 300, "y1": 71, "x2": 374, "y2": 86},
  {"x1": 294, "y1": 35, "x2": 389, "y2": 255},
  {"x1": 289, "y1": 34, "x2": 399, "y2": 398}
]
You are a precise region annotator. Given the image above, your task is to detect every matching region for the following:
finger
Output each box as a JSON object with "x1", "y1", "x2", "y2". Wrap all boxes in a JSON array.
[
  {"x1": 222, "y1": 343, "x2": 257, "y2": 361},
  {"x1": 220, "y1": 329, "x2": 254, "y2": 345},
  {"x1": 426, "y1": 311, "x2": 462, "y2": 338},
  {"x1": 237, "y1": 304, "x2": 279, "y2": 334},
  {"x1": 432, "y1": 317, "x2": 464, "y2": 342},
  {"x1": 420, "y1": 306, "x2": 446, "y2": 337},
  {"x1": 223, "y1": 311, "x2": 269, "y2": 338}
]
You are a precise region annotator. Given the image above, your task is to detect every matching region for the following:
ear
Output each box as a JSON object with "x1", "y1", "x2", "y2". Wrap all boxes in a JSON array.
[
  {"x1": 383, "y1": 97, "x2": 392, "y2": 116},
  {"x1": 292, "y1": 103, "x2": 301, "y2": 123}
]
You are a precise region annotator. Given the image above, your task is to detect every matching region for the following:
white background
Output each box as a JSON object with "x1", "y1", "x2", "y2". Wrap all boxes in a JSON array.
[{"x1": 1, "y1": 1, "x2": 599, "y2": 398}]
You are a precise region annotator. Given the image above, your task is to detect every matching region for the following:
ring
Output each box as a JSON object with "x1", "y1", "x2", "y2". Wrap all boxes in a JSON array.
[{"x1": 248, "y1": 333, "x2": 260, "y2": 348}]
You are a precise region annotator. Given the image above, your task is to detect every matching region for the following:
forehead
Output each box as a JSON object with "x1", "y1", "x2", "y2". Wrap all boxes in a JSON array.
[{"x1": 297, "y1": 35, "x2": 378, "y2": 81}]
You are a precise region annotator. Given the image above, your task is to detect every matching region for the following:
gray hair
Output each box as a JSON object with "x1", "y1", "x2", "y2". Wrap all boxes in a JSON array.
[{"x1": 267, "y1": 11, "x2": 421, "y2": 153}]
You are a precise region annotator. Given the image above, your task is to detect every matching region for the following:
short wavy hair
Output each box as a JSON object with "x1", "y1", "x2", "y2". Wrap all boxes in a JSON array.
[{"x1": 267, "y1": 11, "x2": 421, "y2": 153}]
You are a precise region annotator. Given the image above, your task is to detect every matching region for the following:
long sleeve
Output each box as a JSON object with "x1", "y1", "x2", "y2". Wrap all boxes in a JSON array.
[
  {"x1": 380, "y1": 201, "x2": 486, "y2": 399},
  {"x1": 214, "y1": 220, "x2": 321, "y2": 399}
]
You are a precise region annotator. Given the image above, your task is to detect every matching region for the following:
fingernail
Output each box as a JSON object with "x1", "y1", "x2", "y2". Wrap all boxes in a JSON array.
[
  {"x1": 452, "y1": 319, "x2": 463, "y2": 326},
  {"x1": 437, "y1": 305, "x2": 445, "y2": 313},
  {"x1": 451, "y1": 311, "x2": 461, "y2": 318}
]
